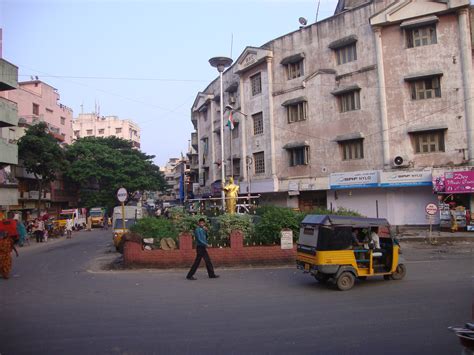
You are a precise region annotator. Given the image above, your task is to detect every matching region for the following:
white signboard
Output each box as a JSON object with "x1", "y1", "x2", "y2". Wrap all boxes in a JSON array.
[
  {"x1": 280, "y1": 230, "x2": 294, "y2": 250},
  {"x1": 330, "y1": 170, "x2": 379, "y2": 189},
  {"x1": 116, "y1": 187, "x2": 128, "y2": 202},
  {"x1": 425, "y1": 203, "x2": 438, "y2": 216},
  {"x1": 379, "y1": 170, "x2": 432, "y2": 187}
]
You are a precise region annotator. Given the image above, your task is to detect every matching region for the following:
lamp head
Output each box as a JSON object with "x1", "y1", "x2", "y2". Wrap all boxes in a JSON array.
[{"x1": 209, "y1": 56, "x2": 233, "y2": 73}]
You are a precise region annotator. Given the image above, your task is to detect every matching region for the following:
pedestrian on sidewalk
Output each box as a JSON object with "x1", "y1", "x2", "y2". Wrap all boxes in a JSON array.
[
  {"x1": 0, "y1": 232, "x2": 19, "y2": 279},
  {"x1": 102, "y1": 216, "x2": 108, "y2": 230},
  {"x1": 186, "y1": 218, "x2": 219, "y2": 280},
  {"x1": 66, "y1": 218, "x2": 73, "y2": 239},
  {"x1": 15, "y1": 217, "x2": 27, "y2": 247}
]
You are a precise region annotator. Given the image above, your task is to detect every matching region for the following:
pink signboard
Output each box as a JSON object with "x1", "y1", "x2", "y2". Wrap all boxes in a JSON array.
[{"x1": 444, "y1": 171, "x2": 474, "y2": 193}]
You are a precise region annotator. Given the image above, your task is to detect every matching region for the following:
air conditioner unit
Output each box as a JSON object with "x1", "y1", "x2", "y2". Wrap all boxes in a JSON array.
[{"x1": 392, "y1": 155, "x2": 410, "y2": 168}]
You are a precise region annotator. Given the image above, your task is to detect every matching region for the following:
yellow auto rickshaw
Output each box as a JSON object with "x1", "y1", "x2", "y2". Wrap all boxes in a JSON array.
[{"x1": 296, "y1": 215, "x2": 406, "y2": 291}]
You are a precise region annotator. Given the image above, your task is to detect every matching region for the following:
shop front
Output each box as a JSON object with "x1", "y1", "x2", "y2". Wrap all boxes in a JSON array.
[
  {"x1": 328, "y1": 169, "x2": 436, "y2": 226},
  {"x1": 433, "y1": 169, "x2": 474, "y2": 231}
]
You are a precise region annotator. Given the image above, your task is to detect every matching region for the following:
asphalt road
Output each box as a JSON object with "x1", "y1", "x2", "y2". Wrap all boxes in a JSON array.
[{"x1": 0, "y1": 229, "x2": 472, "y2": 355}]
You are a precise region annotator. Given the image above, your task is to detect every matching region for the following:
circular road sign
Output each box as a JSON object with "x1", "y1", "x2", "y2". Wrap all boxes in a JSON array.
[
  {"x1": 425, "y1": 203, "x2": 438, "y2": 215},
  {"x1": 116, "y1": 187, "x2": 128, "y2": 203}
]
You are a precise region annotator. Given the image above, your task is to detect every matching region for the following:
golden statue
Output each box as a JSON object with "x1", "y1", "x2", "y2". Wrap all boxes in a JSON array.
[{"x1": 223, "y1": 177, "x2": 239, "y2": 214}]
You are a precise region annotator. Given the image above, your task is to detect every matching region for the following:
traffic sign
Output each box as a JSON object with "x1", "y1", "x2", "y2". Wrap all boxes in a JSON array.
[
  {"x1": 117, "y1": 187, "x2": 128, "y2": 202},
  {"x1": 425, "y1": 203, "x2": 438, "y2": 215}
]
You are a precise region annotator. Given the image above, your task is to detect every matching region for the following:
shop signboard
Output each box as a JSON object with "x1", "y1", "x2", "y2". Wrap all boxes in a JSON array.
[
  {"x1": 330, "y1": 170, "x2": 379, "y2": 190},
  {"x1": 280, "y1": 229, "x2": 293, "y2": 249},
  {"x1": 379, "y1": 170, "x2": 432, "y2": 187},
  {"x1": 444, "y1": 171, "x2": 474, "y2": 193}
]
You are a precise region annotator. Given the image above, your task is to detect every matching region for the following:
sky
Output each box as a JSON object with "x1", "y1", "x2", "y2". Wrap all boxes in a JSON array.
[{"x1": 0, "y1": 0, "x2": 338, "y2": 167}]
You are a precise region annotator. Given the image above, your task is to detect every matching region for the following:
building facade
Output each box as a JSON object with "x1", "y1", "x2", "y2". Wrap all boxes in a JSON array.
[
  {"x1": 0, "y1": 57, "x2": 19, "y2": 219},
  {"x1": 190, "y1": 0, "x2": 474, "y2": 226},
  {"x1": 73, "y1": 113, "x2": 141, "y2": 149}
]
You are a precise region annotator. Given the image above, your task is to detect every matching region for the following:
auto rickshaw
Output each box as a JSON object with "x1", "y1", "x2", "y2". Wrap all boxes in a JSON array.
[{"x1": 296, "y1": 214, "x2": 406, "y2": 291}]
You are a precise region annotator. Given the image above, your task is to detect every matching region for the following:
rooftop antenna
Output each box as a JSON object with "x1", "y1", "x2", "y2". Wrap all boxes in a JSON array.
[
  {"x1": 315, "y1": 0, "x2": 321, "y2": 22},
  {"x1": 230, "y1": 33, "x2": 233, "y2": 59}
]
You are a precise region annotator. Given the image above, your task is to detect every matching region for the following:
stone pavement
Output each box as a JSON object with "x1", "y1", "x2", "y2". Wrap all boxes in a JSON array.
[{"x1": 396, "y1": 227, "x2": 474, "y2": 243}]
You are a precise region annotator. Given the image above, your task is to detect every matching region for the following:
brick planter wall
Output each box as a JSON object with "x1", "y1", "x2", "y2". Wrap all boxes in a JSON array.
[{"x1": 123, "y1": 230, "x2": 296, "y2": 268}]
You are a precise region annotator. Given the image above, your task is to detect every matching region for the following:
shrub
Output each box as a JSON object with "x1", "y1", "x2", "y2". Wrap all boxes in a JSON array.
[
  {"x1": 174, "y1": 214, "x2": 209, "y2": 234},
  {"x1": 129, "y1": 217, "x2": 178, "y2": 242},
  {"x1": 216, "y1": 214, "x2": 254, "y2": 240},
  {"x1": 254, "y1": 206, "x2": 304, "y2": 245}
]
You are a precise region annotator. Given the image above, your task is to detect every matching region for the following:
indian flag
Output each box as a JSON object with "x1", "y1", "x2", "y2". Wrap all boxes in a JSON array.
[{"x1": 226, "y1": 111, "x2": 235, "y2": 130}]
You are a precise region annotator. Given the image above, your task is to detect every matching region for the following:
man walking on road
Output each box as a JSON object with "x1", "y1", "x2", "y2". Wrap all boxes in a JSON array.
[
  {"x1": 66, "y1": 218, "x2": 73, "y2": 239},
  {"x1": 186, "y1": 218, "x2": 219, "y2": 280}
]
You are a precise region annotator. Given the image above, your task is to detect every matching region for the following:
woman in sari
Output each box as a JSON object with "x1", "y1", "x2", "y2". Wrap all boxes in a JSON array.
[{"x1": 0, "y1": 232, "x2": 19, "y2": 279}]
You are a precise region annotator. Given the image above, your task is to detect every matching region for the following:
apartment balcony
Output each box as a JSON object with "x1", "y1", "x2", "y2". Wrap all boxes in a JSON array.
[
  {"x1": 51, "y1": 188, "x2": 77, "y2": 203},
  {"x1": 0, "y1": 58, "x2": 18, "y2": 91},
  {"x1": 0, "y1": 137, "x2": 18, "y2": 167},
  {"x1": 191, "y1": 132, "x2": 198, "y2": 149},
  {"x1": 19, "y1": 191, "x2": 51, "y2": 200},
  {"x1": 0, "y1": 97, "x2": 18, "y2": 128}
]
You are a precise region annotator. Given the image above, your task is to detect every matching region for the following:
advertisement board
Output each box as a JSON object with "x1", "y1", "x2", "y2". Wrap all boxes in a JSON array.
[
  {"x1": 329, "y1": 170, "x2": 379, "y2": 190},
  {"x1": 379, "y1": 170, "x2": 432, "y2": 187}
]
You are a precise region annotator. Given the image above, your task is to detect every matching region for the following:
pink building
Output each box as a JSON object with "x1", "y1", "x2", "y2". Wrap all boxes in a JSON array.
[{"x1": 2, "y1": 80, "x2": 74, "y2": 144}]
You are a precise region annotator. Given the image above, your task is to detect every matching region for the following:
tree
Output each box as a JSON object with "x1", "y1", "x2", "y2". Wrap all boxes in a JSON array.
[
  {"x1": 64, "y1": 137, "x2": 166, "y2": 212},
  {"x1": 17, "y1": 122, "x2": 66, "y2": 217}
]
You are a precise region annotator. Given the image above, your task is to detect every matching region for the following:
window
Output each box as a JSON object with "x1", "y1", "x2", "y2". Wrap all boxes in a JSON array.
[
  {"x1": 287, "y1": 60, "x2": 303, "y2": 80},
  {"x1": 232, "y1": 158, "x2": 241, "y2": 177},
  {"x1": 202, "y1": 137, "x2": 209, "y2": 165},
  {"x1": 410, "y1": 77, "x2": 441, "y2": 100},
  {"x1": 115, "y1": 128, "x2": 122, "y2": 134},
  {"x1": 32, "y1": 103, "x2": 39, "y2": 115},
  {"x1": 335, "y1": 43, "x2": 357, "y2": 65},
  {"x1": 254, "y1": 152, "x2": 265, "y2": 174},
  {"x1": 46, "y1": 108, "x2": 53, "y2": 114},
  {"x1": 413, "y1": 130, "x2": 445, "y2": 153},
  {"x1": 86, "y1": 129, "x2": 93, "y2": 135},
  {"x1": 60, "y1": 117, "x2": 66, "y2": 125},
  {"x1": 232, "y1": 123, "x2": 239, "y2": 139},
  {"x1": 407, "y1": 25, "x2": 437, "y2": 48},
  {"x1": 250, "y1": 73, "x2": 262, "y2": 96},
  {"x1": 253, "y1": 112, "x2": 263, "y2": 135},
  {"x1": 287, "y1": 102, "x2": 307, "y2": 123},
  {"x1": 74, "y1": 130, "x2": 80, "y2": 136},
  {"x1": 98, "y1": 129, "x2": 105, "y2": 134},
  {"x1": 339, "y1": 91, "x2": 360, "y2": 112},
  {"x1": 288, "y1": 146, "x2": 309, "y2": 166},
  {"x1": 340, "y1": 139, "x2": 364, "y2": 160}
]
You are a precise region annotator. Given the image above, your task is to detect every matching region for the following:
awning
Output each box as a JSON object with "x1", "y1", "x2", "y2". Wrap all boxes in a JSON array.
[
  {"x1": 281, "y1": 96, "x2": 307, "y2": 107},
  {"x1": 334, "y1": 132, "x2": 364, "y2": 142},
  {"x1": 331, "y1": 85, "x2": 360, "y2": 96},
  {"x1": 328, "y1": 35, "x2": 358, "y2": 50},
  {"x1": 283, "y1": 141, "x2": 309, "y2": 149},
  {"x1": 404, "y1": 70, "x2": 443, "y2": 82},
  {"x1": 280, "y1": 53, "x2": 305, "y2": 65},
  {"x1": 400, "y1": 15, "x2": 439, "y2": 29},
  {"x1": 407, "y1": 123, "x2": 448, "y2": 133}
]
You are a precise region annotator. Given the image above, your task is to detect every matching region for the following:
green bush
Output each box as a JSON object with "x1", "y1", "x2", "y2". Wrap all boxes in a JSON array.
[
  {"x1": 174, "y1": 214, "x2": 209, "y2": 234},
  {"x1": 308, "y1": 207, "x2": 363, "y2": 217},
  {"x1": 254, "y1": 206, "x2": 305, "y2": 245},
  {"x1": 217, "y1": 213, "x2": 254, "y2": 239},
  {"x1": 129, "y1": 217, "x2": 178, "y2": 242}
]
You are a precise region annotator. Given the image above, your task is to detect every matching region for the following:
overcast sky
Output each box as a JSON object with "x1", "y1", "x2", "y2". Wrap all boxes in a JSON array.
[{"x1": 0, "y1": 0, "x2": 338, "y2": 167}]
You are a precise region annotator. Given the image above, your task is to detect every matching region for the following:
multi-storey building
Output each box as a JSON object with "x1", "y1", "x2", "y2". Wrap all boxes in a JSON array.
[
  {"x1": 73, "y1": 113, "x2": 141, "y2": 149},
  {"x1": 0, "y1": 57, "x2": 19, "y2": 219},
  {"x1": 2, "y1": 80, "x2": 76, "y2": 218},
  {"x1": 191, "y1": 0, "x2": 474, "y2": 225}
]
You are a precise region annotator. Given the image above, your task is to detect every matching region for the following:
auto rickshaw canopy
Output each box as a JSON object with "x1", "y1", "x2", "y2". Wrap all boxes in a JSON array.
[{"x1": 301, "y1": 215, "x2": 389, "y2": 228}]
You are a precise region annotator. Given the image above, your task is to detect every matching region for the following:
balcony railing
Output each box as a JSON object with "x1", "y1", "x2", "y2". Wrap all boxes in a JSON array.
[
  {"x1": 0, "y1": 97, "x2": 18, "y2": 128},
  {"x1": 191, "y1": 132, "x2": 198, "y2": 149},
  {"x1": 0, "y1": 58, "x2": 18, "y2": 91},
  {"x1": 0, "y1": 137, "x2": 18, "y2": 166}
]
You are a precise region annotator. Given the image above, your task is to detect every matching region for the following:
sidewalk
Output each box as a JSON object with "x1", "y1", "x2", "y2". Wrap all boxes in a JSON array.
[
  {"x1": 397, "y1": 228, "x2": 474, "y2": 243},
  {"x1": 16, "y1": 230, "x2": 84, "y2": 252}
]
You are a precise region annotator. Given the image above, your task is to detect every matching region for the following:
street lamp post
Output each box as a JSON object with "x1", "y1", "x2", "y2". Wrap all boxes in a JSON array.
[{"x1": 209, "y1": 56, "x2": 233, "y2": 211}]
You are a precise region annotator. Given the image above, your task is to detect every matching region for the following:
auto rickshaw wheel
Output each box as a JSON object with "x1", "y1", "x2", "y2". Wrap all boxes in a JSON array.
[
  {"x1": 314, "y1": 273, "x2": 330, "y2": 283},
  {"x1": 390, "y1": 264, "x2": 406, "y2": 280},
  {"x1": 336, "y1": 272, "x2": 355, "y2": 291}
]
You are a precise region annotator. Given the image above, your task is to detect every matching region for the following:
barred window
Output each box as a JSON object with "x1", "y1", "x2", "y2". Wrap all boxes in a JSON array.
[
  {"x1": 233, "y1": 158, "x2": 241, "y2": 177},
  {"x1": 412, "y1": 130, "x2": 445, "y2": 153},
  {"x1": 410, "y1": 77, "x2": 441, "y2": 100},
  {"x1": 250, "y1": 73, "x2": 262, "y2": 96},
  {"x1": 254, "y1": 152, "x2": 265, "y2": 174},
  {"x1": 288, "y1": 146, "x2": 309, "y2": 166},
  {"x1": 287, "y1": 102, "x2": 307, "y2": 123},
  {"x1": 340, "y1": 139, "x2": 364, "y2": 160},
  {"x1": 335, "y1": 43, "x2": 357, "y2": 65},
  {"x1": 407, "y1": 25, "x2": 437, "y2": 48},
  {"x1": 287, "y1": 60, "x2": 303, "y2": 80},
  {"x1": 253, "y1": 112, "x2": 263, "y2": 135},
  {"x1": 339, "y1": 91, "x2": 360, "y2": 112},
  {"x1": 98, "y1": 129, "x2": 105, "y2": 134}
]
